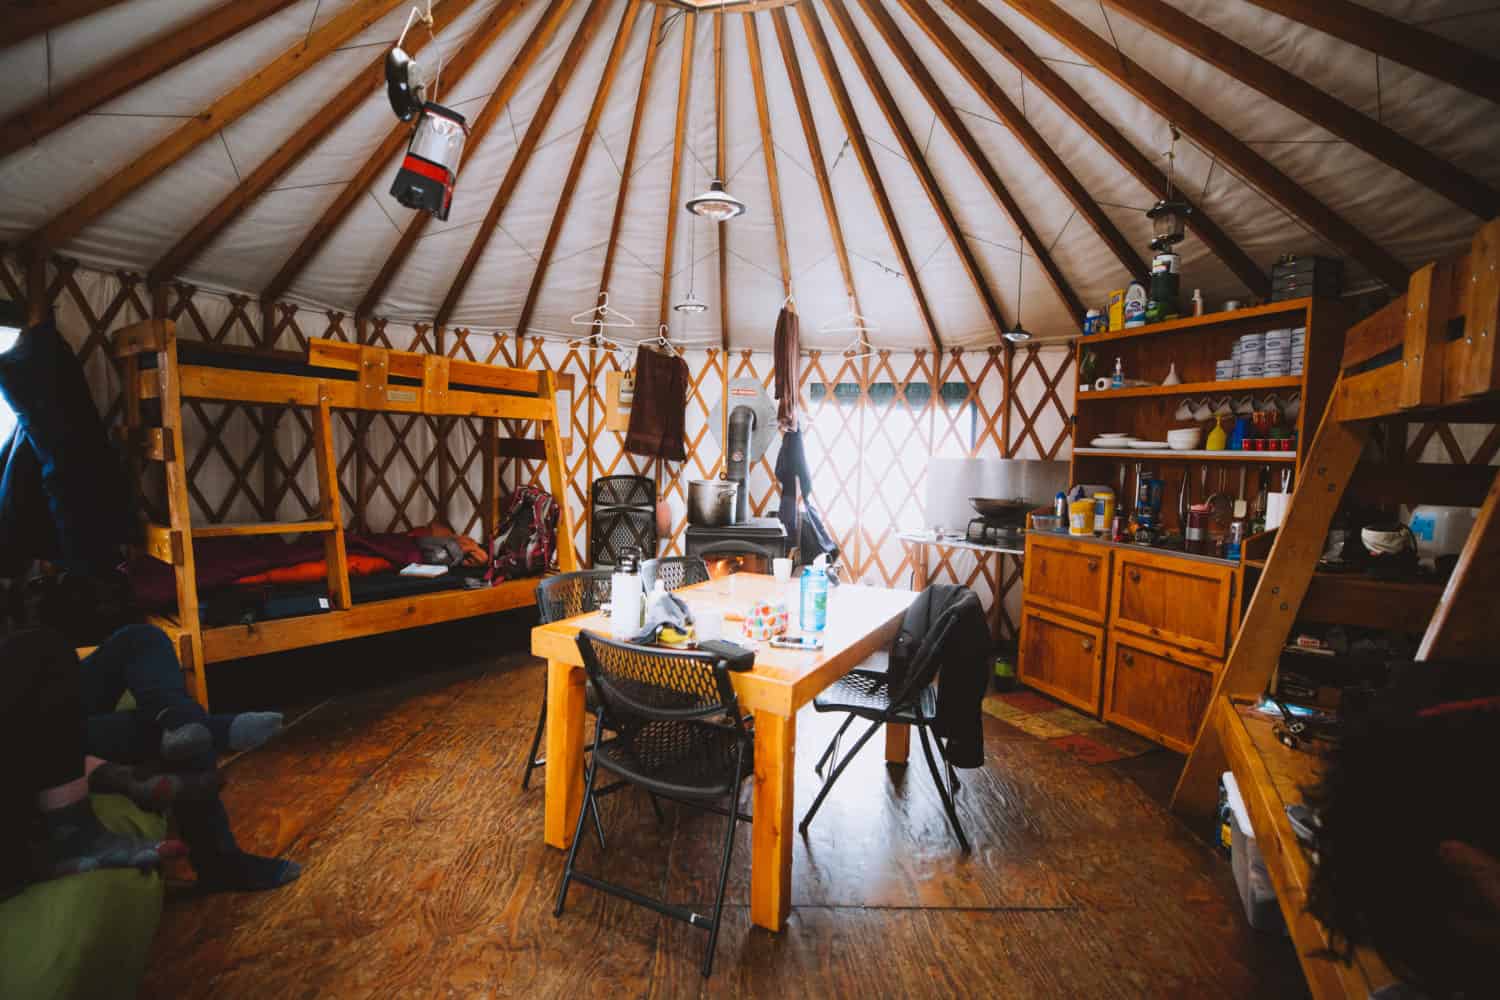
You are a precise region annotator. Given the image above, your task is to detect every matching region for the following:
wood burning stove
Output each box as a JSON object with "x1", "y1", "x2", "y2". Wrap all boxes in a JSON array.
[{"x1": 684, "y1": 517, "x2": 790, "y2": 577}]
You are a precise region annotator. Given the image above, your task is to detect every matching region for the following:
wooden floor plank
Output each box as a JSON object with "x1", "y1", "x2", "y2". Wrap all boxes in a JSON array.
[{"x1": 144, "y1": 650, "x2": 1306, "y2": 998}]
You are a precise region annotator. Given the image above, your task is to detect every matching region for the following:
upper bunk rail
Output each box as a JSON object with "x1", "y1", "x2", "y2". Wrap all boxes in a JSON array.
[{"x1": 1335, "y1": 218, "x2": 1500, "y2": 423}]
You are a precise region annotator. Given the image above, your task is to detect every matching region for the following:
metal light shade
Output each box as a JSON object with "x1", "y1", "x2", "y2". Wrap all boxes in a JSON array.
[
  {"x1": 1002, "y1": 326, "x2": 1033, "y2": 343},
  {"x1": 685, "y1": 179, "x2": 745, "y2": 221},
  {"x1": 1147, "y1": 198, "x2": 1189, "y2": 251},
  {"x1": 674, "y1": 292, "x2": 708, "y2": 314}
]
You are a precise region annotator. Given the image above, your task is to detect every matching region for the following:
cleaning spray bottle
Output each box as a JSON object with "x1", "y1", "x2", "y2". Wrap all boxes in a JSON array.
[{"x1": 800, "y1": 554, "x2": 829, "y2": 632}]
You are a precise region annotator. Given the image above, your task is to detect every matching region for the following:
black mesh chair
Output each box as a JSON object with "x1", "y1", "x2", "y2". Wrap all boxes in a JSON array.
[
  {"x1": 523, "y1": 570, "x2": 613, "y2": 791},
  {"x1": 797, "y1": 592, "x2": 977, "y2": 852},
  {"x1": 640, "y1": 556, "x2": 710, "y2": 592},
  {"x1": 591, "y1": 475, "x2": 657, "y2": 567},
  {"x1": 554, "y1": 632, "x2": 753, "y2": 978}
]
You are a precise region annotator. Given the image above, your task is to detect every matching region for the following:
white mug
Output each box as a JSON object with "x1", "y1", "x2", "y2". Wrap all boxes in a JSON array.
[{"x1": 772, "y1": 557, "x2": 793, "y2": 584}]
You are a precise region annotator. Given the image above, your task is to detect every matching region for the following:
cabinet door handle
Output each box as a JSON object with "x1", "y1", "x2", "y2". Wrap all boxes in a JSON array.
[
  {"x1": 1122, "y1": 652, "x2": 1135, "y2": 667},
  {"x1": 1127, "y1": 568, "x2": 1142, "y2": 583},
  {"x1": 1086, "y1": 559, "x2": 1100, "y2": 572},
  {"x1": 1081, "y1": 637, "x2": 1095, "y2": 653}
]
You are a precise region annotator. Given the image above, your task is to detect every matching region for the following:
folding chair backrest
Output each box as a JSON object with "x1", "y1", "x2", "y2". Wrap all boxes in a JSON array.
[
  {"x1": 641, "y1": 556, "x2": 710, "y2": 592},
  {"x1": 886, "y1": 588, "x2": 982, "y2": 711},
  {"x1": 576, "y1": 631, "x2": 742, "y2": 727},
  {"x1": 535, "y1": 569, "x2": 614, "y2": 625}
]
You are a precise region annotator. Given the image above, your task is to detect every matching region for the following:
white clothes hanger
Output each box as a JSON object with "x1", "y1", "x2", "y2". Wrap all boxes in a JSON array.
[{"x1": 569, "y1": 291, "x2": 637, "y2": 330}]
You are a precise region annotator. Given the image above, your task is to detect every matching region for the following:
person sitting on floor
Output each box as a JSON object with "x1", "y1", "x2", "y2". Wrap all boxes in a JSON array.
[
  {"x1": 1, "y1": 628, "x2": 185, "y2": 896},
  {"x1": 74, "y1": 624, "x2": 302, "y2": 893}
]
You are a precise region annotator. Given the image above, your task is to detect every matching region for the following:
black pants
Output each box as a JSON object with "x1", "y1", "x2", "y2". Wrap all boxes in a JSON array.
[{"x1": 0, "y1": 628, "x2": 87, "y2": 893}]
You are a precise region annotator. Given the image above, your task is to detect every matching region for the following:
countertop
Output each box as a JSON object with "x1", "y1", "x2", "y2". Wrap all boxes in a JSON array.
[
  {"x1": 898, "y1": 531, "x2": 1026, "y2": 557},
  {"x1": 1025, "y1": 527, "x2": 1242, "y2": 569}
]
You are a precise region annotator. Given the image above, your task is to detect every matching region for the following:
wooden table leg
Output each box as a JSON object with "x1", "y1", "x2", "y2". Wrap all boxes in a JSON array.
[
  {"x1": 751, "y1": 709, "x2": 795, "y2": 932},
  {"x1": 543, "y1": 658, "x2": 585, "y2": 849},
  {"x1": 885, "y1": 722, "x2": 910, "y2": 764}
]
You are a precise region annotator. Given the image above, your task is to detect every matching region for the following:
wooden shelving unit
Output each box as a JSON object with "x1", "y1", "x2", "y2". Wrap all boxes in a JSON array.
[
  {"x1": 1071, "y1": 295, "x2": 1348, "y2": 535},
  {"x1": 1173, "y1": 221, "x2": 1500, "y2": 1000}
]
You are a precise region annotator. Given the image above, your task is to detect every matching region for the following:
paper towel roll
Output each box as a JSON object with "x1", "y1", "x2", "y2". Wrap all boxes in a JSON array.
[
  {"x1": 1265, "y1": 491, "x2": 1291, "y2": 530},
  {"x1": 1094, "y1": 377, "x2": 1110, "y2": 392}
]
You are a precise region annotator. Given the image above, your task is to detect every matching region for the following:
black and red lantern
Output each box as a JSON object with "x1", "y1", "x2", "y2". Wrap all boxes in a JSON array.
[{"x1": 384, "y1": 31, "x2": 466, "y2": 221}]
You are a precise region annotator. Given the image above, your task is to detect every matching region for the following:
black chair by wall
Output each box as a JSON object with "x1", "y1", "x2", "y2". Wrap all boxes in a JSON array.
[
  {"x1": 640, "y1": 555, "x2": 710, "y2": 592},
  {"x1": 590, "y1": 475, "x2": 657, "y2": 567},
  {"x1": 554, "y1": 632, "x2": 753, "y2": 978},
  {"x1": 797, "y1": 588, "x2": 980, "y2": 852}
]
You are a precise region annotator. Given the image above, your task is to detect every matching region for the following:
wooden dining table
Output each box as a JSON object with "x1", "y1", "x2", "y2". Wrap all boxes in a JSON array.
[{"x1": 530, "y1": 572, "x2": 916, "y2": 932}]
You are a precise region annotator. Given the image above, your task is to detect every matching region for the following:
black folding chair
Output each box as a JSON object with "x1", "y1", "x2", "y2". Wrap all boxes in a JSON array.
[
  {"x1": 798, "y1": 594, "x2": 975, "y2": 852},
  {"x1": 555, "y1": 632, "x2": 753, "y2": 978},
  {"x1": 523, "y1": 570, "x2": 613, "y2": 791},
  {"x1": 640, "y1": 556, "x2": 710, "y2": 592}
]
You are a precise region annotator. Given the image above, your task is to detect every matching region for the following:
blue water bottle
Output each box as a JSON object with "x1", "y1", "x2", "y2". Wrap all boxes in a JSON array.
[{"x1": 800, "y1": 555, "x2": 829, "y2": 632}]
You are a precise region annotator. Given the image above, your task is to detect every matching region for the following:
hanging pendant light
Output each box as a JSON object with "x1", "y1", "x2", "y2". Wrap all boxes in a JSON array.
[
  {"x1": 674, "y1": 292, "x2": 708, "y2": 315},
  {"x1": 675, "y1": 187, "x2": 710, "y2": 314},
  {"x1": 685, "y1": 178, "x2": 745, "y2": 222},
  {"x1": 1147, "y1": 125, "x2": 1190, "y2": 252},
  {"x1": 1003, "y1": 238, "x2": 1032, "y2": 343}
]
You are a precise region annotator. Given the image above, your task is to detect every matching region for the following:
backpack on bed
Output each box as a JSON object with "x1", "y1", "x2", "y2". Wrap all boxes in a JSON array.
[{"x1": 487, "y1": 486, "x2": 560, "y2": 582}]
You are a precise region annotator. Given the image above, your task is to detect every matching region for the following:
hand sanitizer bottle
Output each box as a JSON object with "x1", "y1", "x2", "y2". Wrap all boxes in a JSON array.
[
  {"x1": 800, "y1": 555, "x2": 829, "y2": 632},
  {"x1": 1111, "y1": 357, "x2": 1125, "y2": 390}
]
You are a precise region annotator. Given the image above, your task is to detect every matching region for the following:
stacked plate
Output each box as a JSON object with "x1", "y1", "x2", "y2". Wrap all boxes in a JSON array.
[
  {"x1": 1215, "y1": 358, "x2": 1236, "y2": 381},
  {"x1": 1089, "y1": 432, "x2": 1132, "y2": 448},
  {"x1": 1263, "y1": 328, "x2": 1292, "y2": 377},
  {"x1": 1234, "y1": 332, "x2": 1265, "y2": 379},
  {"x1": 1290, "y1": 326, "x2": 1307, "y2": 375}
]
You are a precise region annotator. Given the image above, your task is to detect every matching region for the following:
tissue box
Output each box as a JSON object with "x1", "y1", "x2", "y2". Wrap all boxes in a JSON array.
[{"x1": 742, "y1": 601, "x2": 790, "y2": 641}]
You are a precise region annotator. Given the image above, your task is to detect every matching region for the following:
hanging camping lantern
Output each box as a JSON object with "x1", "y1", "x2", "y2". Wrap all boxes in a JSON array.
[
  {"x1": 390, "y1": 103, "x2": 468, "y2": 221},
  {"x1": 384, "y1": 6, "x2": 466, "y2": 221},
  {"x1": 1146, "y1": 125, "x2": 1189, "y2": 252}
]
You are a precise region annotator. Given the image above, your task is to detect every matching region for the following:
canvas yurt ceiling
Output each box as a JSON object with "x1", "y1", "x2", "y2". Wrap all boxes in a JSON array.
[{"x1": 2, "y1": 0, "x2": 1498, "y2": 352}]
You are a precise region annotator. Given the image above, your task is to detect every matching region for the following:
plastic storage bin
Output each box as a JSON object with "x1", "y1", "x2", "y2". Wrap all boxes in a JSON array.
[{"x1": 1222, "y1": 772, "x2": 1287, "y2": 934}]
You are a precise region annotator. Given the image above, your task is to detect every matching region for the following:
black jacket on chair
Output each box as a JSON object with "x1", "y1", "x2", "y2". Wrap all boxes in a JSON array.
[{"x1": 888, "y1": 584, "x2": 991, "y2": 768}]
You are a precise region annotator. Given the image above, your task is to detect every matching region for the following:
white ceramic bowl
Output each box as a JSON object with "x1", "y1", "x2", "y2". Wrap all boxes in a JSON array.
[{"x1": 1167, "y1": 427, "x2": 1203, "y2": 450}]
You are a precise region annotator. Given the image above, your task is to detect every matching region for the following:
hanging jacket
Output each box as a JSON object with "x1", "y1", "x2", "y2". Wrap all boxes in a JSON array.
[
  {"x1": 0, "y1": 318, "x2": 133, "y2": 575},
  {"x1": 887, "y1": 584, "x2": 991, "y2": 768},
  {"x1": 772, "y1": 306, "x2": 800, "y2": 432},
  {"x1": 624, "y1": 346, "x2": 688, "y2": 460},
  {"x1": 774, "y1": 428, "x2": 812, "y2": 541}
]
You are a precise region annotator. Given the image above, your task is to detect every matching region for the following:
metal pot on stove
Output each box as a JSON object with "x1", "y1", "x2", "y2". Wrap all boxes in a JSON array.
[{"x1": 688, "y1": 478, "x2": 741, "y2": 528}]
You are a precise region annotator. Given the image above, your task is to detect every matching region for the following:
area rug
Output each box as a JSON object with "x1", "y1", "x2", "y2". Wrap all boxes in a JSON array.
[{"x1": 983, "y1": 689, "x2": 1157, "y2": 765}]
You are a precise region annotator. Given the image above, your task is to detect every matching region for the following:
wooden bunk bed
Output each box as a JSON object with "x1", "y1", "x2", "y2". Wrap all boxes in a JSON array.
[
  {"x1": 1171, "y1": 219, "x2": 1500, "y2": 999},
  {"x1": 112, "y1": 319, "x2": 579, "y2": 708}
]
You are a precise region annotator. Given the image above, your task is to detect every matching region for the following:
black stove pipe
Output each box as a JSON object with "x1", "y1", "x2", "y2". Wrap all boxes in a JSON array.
[{"x1": 726, "y1": 405, "x2": 756, "y2": 524}]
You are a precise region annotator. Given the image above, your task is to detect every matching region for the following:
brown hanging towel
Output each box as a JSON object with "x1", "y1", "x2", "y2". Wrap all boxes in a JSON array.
[
  {"x1": 624, "y1": 345, "x2": 689, "y2": 461},
  {"x1": 773, "y1": 305, "x2": 800, "y2": 432}
]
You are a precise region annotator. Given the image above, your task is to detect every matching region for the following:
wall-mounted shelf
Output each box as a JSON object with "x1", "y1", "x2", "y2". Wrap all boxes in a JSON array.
[
  {"x1": 1074, "y1": 447, "x2": 1297, "y2": 462},
  {"x1": 1076, "y1": 297, "x2": 1313, "y2": 347},
  {"x1": 1077, "y1": 375, "x2": 1302, "y2": 401}
]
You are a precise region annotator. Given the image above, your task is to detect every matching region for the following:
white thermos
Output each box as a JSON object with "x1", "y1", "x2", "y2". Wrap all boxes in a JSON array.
[{"x1": 610, "y1": 548, "x2": 644, "y2": 638}]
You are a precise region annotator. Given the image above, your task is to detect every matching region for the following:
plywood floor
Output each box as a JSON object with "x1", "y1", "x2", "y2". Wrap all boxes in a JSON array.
[{"x1": 143, "y1": 626, "x2": 1306, "y2": 998}]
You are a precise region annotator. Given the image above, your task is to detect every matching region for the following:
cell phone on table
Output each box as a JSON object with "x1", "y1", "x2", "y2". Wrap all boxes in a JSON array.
[{"x1": 770, "y1": 635, "x2": 823, "y2": 652}]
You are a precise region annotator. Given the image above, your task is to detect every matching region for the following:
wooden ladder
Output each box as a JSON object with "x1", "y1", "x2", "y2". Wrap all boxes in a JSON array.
[{"x1": 1169, "y1": 218, "x2": 1500, "y2": 999}]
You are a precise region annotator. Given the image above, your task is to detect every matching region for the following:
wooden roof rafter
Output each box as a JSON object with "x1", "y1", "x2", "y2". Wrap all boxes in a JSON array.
[
  {"x1": 151, "y1": 0, "x2": 491, "y2": 289},
  {"x1": 744, "y1": 12, "x2": 792, "y2": 300},
  {"x1": 589, "y1": 5, "x2": 669, "y2": 333},
  {"x1": 658, "y1": 12, "x2": 697, "y2": 328},
  {"x1": 515, "y1": 0, "x2": 645, "y2": 339},
  {"x1": 715, "y1": 11, "x2": 730, "y2": 352},
  {"x1": 797, "y1": 0, "x2": 946, "y2": 353},
  {"x1": 25, "y1": 0, "x2": 412, "y2": 257},
  {"x1": 278, "y1": 0, "x2": 576, "y2": 313},
  {"x1": 769, "y1": 7, "x2": 862, "y2": 332},
  {"x1": 891, "y1": 0, "x2": 1145, "y2": 283},
  {"x1": 436, "y1": 0, "x2": 616, "y2": 328},
  {"x1": 0, "y1": 0, "x2": 300, "y2": 159},
  {"x1": 999, "y1": 0, "x2": 1408, "y2": 291},
  {"x1": 5, "y1": 0, "x2": 131, "y2": 49},
  {"x1": 941, "y1": 0, "x2": 1268, "y2": 299},
  {"x1": 850, "y1": 0, "x2": 1085, "y2": 323},
  {"x1": 1100, "y1": 0, "x2": 1499, "y2": 221},
  {"x1": 1241, "y1": 0, "x2": 1500, "y2": 108}
]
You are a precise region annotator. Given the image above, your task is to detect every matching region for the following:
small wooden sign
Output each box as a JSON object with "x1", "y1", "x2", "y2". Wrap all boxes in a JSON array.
[{"x1": 605, "y1": 370, "x2": 635, "y2": 431}]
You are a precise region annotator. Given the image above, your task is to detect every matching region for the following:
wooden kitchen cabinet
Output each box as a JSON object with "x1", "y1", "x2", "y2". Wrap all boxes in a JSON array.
[
  {"x1": 1103, "y1": 634, "x2": 1219, "y2": 753},
  {"x1": 1018, "y1": 605, "x2": 1104, "y2": 714},
  {"x1": 1111, "y1": 549, "x2": 1237, "y2": 658},
  {"x1": 1018, "y1": 532, "x2": 1244, "y2": 751},
  {"x1": 1021, "y1": 534, "x2": 1111, "y2": 624}
]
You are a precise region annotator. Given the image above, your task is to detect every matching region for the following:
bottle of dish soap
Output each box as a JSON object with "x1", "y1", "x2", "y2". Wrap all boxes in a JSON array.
[
  {"x1": 800, "y1": 554, "x2": 829, "y2": 632},
  {"x1": 1111, "y1": 357, "x2": 1125, "y2": 390}
]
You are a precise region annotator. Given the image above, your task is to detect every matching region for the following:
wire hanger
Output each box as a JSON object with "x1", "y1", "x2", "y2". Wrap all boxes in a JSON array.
[
  {"x1": 570, "y1": 290, "x2": 637, "y2": 329},
  {"x1": 818, "y1": 298, "x2": 880, "y2": 358}
]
